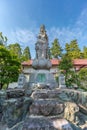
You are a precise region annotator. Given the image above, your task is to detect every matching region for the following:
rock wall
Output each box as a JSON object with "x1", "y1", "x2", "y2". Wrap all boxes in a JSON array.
[
  {"x1": 0, "y1": 89, "x2": 32, "y2": 129},
  {"x1": 0, "y1": 88, "x2": 87, "y2": 130}
]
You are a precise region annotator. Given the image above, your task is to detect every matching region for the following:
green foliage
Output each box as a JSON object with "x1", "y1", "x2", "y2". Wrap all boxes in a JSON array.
[
  {"x1": 0, "y1": 32, "x2": 32, "y2": 89},
  {"x1": 65, "y1": 71, "x2": 80, "y2": 88},
  {"x1": 7, "y1": 43, "x2": 31, "y2": 62},
  {"x1": 83, "y1": 46, "x2": 87, "y2": 58},
  {"x1": 55, "y1": 76, "x2": 59, "y2": 83},
  {"x1": 0, "y1": 32, "x2": 7, "y2": 45},
  {"x1": 78, "y1": 67, "x2": 87, "y2": 91},
  {"x1": 50, "y1": 39, "x2": 63, "y2": 58},
  {"x1": 59, "y1": 55, "x2": 79, "y2": 87},
  {"x1": 7, "y1": 43, "x2": 22, "y2": 60},
  {"x1": 22, "y1": 46, "x2": 31, "y2": 61},
  {"x1": 78, "y1": 68, "x2": 87, "y2": 80},
  {"x1": 59, "y1": 55, "x2": 73, "y2": 72},
  {"x1": 0, "y1": 46, "x2": 20, "y2": 89},
  {"x1": 65, "y1": 40, "x2": 82, "y2": 59},
  {"x1": 78, "y1": 68, "x2": 87, "y2": 91}
]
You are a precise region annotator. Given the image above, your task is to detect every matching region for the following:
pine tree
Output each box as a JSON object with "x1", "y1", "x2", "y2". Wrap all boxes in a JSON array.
[
  {"x1": 7, "y1": 43, "x2": 22, "y2": 60},
  {"x1": 0, "y1": 32, "x2": 7, "y2": 45},
  {"x1": 22, "y1": 46, "x2": 31, "y2": 61},
  {"x1": 83, "y1": 46, "x2": 87, "y2": 58},
  {"x1": 50, "y1": 39, "x2": 63, "y2": 59},
  {"x1": 59, "y1": 54, "x2": 79, "y2": 87},
  {"x1": 65, "y1": 40, "x2": 82, "y2": 59}
]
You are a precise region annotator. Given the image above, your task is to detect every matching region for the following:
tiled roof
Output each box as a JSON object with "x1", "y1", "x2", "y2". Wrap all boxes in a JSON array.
[
  {"x1": 22, "y1": 59, "x2": 87, "y2": 66},
  {"x1": 21, "y1": 60, "x2": 33, "y2": 66},
  {"x1": 22, "y1": 59, "x2": 60, "y2": 66},
  {"x1": 73, "y1": 59, "x2": 87, "y2": 65},
  {"x1": 50, "y1": 59, "x2": 60, "y2": 65}
]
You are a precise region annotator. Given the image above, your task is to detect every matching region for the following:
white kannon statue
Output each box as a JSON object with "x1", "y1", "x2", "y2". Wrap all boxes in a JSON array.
[{"x1": 35, "y1": 25, "x2": 49, "y2": 59}]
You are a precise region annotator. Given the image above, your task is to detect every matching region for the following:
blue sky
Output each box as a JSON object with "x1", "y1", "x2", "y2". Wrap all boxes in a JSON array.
[{"x1": 0, "y1": 0, "x2": 87, "y2": 58}]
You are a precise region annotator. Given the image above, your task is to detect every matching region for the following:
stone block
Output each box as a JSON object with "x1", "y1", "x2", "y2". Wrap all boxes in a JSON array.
[
  {"x1": 31, "y1": 89, "x2": 61, "y2": 99},
  {"x1": 30, "y1": 99, "x2": 64, "y2": 116},
  {"x1": 7, "y1": 89, "x2": 25, "y2": 98}
]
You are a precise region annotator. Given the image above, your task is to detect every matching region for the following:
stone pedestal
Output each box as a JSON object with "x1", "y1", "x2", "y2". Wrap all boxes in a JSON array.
[
  {"x1": 32, "y1": 58, "x2": 52, "y2": 70},
  {"x1": 29, "y1": 70, "x2": 58, "y2": 90}
]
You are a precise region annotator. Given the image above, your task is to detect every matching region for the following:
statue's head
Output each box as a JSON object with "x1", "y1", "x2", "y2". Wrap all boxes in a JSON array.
[
  {"x1": 37, "y1": 24, "x2": 48, "y2": 42},
  {"x1": 40, "y1": 24, "x2": 45, "y2": 33}
]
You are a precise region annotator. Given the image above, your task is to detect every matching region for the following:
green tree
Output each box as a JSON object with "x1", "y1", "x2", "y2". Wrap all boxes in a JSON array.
[
  {"x1": 65, "y1": 40, "x2": 82, "y2": 59},
  {"x1": 50, "y1": 39, "x2": 63, "y2": 59},
  {"x1": 78, "y1": 68, "x2": 87, "y2": 81},
  {"x1": 59, "y1": 55, "x2": 79, "y2": 87},
  {"x1": 22, "y1": 46, "x2": 31, "y2": 61},
  {"x1": 83, "y1": 46, "x2": 87, "y2": 58},
  {"x1": 59, "y1": 54, "x2": 73, "y2": 75},
  {"x1": 0, "y1": 46, "x2": 20, "y2": 89},
  {"x1": 78, "y1": 68, "x2": 87, "y2": 91},
  {"x1": 7, "y1": 43, "x2": 22, "y2": 60},
  {"x1": 0, "y1": 32, "x2": 7, "y2": 45}
]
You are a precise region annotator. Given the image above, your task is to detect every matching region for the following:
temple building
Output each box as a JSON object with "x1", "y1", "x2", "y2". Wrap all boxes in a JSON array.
[{"x1": 22, "y1": 59, "x2": 87, "y2": 80}]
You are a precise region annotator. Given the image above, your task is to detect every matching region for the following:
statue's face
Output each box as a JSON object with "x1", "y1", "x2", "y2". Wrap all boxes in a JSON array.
[
  {"x1": 40, "y1": 27, "x2": 44, "y2": 33},
  {"x1": 40, "y1": 25, "x2": 45, "y2": 33}
]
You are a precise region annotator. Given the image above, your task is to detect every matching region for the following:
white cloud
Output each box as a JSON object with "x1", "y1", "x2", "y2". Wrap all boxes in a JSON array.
[
  {"x1": 48, "y1": 8, "x2": 87, "y2": 49},
  {"x1": 76, "y1": 8, "x2": 87, "y2": 28},
  {"x1": 7, "y1": 8, "x2": 87, "y2": 58},
  {"x1": 7, "y1": 28, "x2": 38, "y2": 58},
  {"x1": 10, "y1": 29, "x2": 37, "y2": 45},
  {"x1": 48, "y1": 27, "x2": 77, "y2": 47}
]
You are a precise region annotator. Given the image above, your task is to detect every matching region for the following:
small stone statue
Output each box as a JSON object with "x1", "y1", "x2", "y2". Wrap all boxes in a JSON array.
[{"x1": 17, "y1": 74, "x2": 26, "y2": 88}]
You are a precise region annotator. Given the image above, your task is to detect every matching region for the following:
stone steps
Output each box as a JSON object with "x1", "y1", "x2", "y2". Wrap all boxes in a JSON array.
[
  {"x1": 25, "y1": 88, "x2": 82, "y2": 130},
  {"x1": 31, "y1": 89, "x2": 61, "y2": 99},
  {"x1": 31, "y1": 89, "x2": 70, "y2": 102},
  {"x1": 27, "y1": 113, "x2": 63, "y2": 120},
  {"x1": 21, "y1": 117, "x2": 73, "y2": 130}
]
